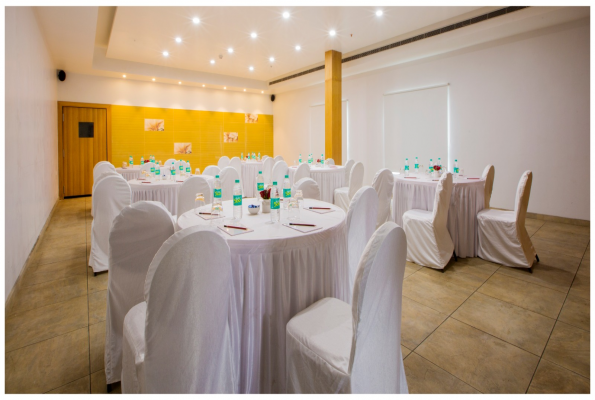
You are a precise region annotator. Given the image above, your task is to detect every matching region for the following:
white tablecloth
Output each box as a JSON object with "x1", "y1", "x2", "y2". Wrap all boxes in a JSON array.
[
  {"x1": 177, "y1": 198, "x2": 349, "y2": 393},
  {"x1": 129, "y1": 175, "x2": 214, "y2": 216},
  {"x1": 241, "y1": 161, "x2": 263, "y2": 198},
  {"x1": 116, "y1": 165, "x2": 141, "y2": 181},
  {"x1": 288, "y1": 165, "x2": 346, "y2": 203},
  {"x1": 392, "y1": 173, "x2": 485, "y2": 258}
]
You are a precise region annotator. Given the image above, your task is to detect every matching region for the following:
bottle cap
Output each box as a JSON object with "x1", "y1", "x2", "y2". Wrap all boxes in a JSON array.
[
  {"x1": 406, "y1": 158, "x2": 408, "y2": 160},
  {"x1": 235, "y1": 179, "x2": 240, "y2": 183},
  {"x1": 273, "y1": 181, "x2": 277, "y2": 185},
  {"x1": 215, "y1": 175, "x2": 219, "y2": 178},
  {"x1": 455, "y1": 159, "x2": 458, "y2": 162},
  {"x1": 285, "y1": 175, "x2": 289, "y2": 178},
  {"x1": 259, "y1": 171, "x2": 262, "y2": 174}
]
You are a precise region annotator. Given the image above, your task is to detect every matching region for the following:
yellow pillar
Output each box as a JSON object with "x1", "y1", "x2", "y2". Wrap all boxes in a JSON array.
[{"x1": 325, "y1": 50, "x2": 342, "y2": 165}]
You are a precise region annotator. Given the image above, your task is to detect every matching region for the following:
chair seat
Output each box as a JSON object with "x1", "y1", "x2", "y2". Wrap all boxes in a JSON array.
[
  {"x1": 122, "y1": 302, "x2": 147, "y2": 394},
  {"x1": 402, "y1": 208, "x2": 433, "y2": 222},
  {"x1": 334, "y1": 187, "x2": 350, "y2": 212},
  {"x1": 477, "y1": 208, "x2": 516, "y2": 224},
  {"x1": 286, "y1": 297, "x2": 353, "y2": 393}
]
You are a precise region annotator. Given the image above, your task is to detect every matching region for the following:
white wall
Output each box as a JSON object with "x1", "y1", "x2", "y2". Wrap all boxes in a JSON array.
[
  {"x1": 273, "y1": 19, "x2": 590, "y2": 220},
  {"x1": 5, "y1": 7, "x2": 58, "y2": 299},
  {"x1": 58, "y1": 73, "x2": 273, "y2": 115}
]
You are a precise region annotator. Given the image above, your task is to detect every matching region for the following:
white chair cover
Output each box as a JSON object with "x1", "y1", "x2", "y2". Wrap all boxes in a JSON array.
[
  {"x1": 94, "y1": 161, "x2": 115, "y2": 184},
  {"x1": 203, "y1": 165, "x2": 220, "y2": 177},
  {"x1": 121, "y1": 226, "x2": 236, "y2": 393},
  {"x1": 195, "y1": 167, "x2": 201, "y2": 175},
  {"x1": 345, "y1": 186, "x2": 378, "y2": 299},
  {"x1": 104, "y1": 201, "x2": 175, "y2": 385},
  {"x1": 89, "y1": 176, "x2": 131, "y2": 273},
  {"x1": 164, "y1": 159, "x2": 176, "y2": 167},
  {"x1": 218, "y1": 156, "x2": 230, "y2": 169},
  {"x1": 292, "y1": 178, "x2": 320, "y2": 200},
  {"x1": 91, "y1": 169, "x2": 120, "y2": 217},
  {"x1": 286, "y1": 222, "x2": 408, "y2": 394},
  {"x1": 293, "y1": 163, "x2": 311, "y2": 183},
  {"x1": 220, "y1": 166, "x2": 240, "y2": 201},
  {"x1": 273, "y1": 155, "x2": 284, "y2": 163},
  {"x1": 177, "y1": 176, "x2": 213, "y2": 218},
  {"x1": 371, "y1": 168, "x2": 395, "y2": 228},
  {"x1": 262, "y1": 157, "x2": 275, "y2": 185},
  {"x1": 344, "y1": 159, "x2": 355, "y2": 183},
  {"x1": 229, "y1": 157, "x2": 242, "y2": 180},
  {"x1": 326, "y1": 158, "x2": 335, "y2": 166},
  {"x1": 334, "y1": 162, "x2": 364, "y2": 211},
  {"x1": 272, "y1": 160, "x2": 288, "y2": 187},
  {"x1": 477, "y1": 170, "x2": 536, "y2": 268},
  {"x1": 140, "y1": 162, "x2": 154, "y2": 175},
  {"x1": 261, "y1": 155, "x2": 269, "y2": 162},
  {"x1": 403, "y1": 172, "x2": 454, "y2": 269},
  {"x1": 482, "y1": 164, "x2": 495, "y2": 209}
]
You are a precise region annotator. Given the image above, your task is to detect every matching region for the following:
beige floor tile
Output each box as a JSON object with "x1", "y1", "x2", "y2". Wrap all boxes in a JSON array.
[
  {"x1": 542, "y1": 321, "x2": 590, "y2": 378},
  {"x1": 528, "y1": 359, "x2": 590, "y2": 394},
  {"x1": 37, "y1": 242, "x2": 87, "y2": 266},
  {"x1": 525, "y1": 218, "x2": 546, "y2": 237},
  {"x1": 416, "y1": 318, "x2": 539, "y2": 393},
  {"x1": 418, "y1": 264, "x2": 490, "y2": 291},
  {"x1": 6, "y1": 296, "x2": 88, "y2": 352},
  {"x1": 39, "y1": 229, "x2": 87, "y2": 249},
  {"x1": 532, "y1": 236, "x2": 588, "y2": 259},
  {"x1": 403, "y1": 271, "x2": 474, "y2": 315},
  {"x1": 401, "y1": 345, "x2": 411, "y2": 359},
  {"x1": 448, "y1": 258, "x2": 500, "y2": 280},
  {"x1": 47, "y1": 376, "x2": 90, "y2": 394},
  {"x1": 404, "y1": 261, "x2": 422, "y2": 278},
  {"x1": 401, "y1": 296, "x2": 448, "y2": 350},
  {"x1": 569, "y1": 266, "x2": 590, "y2": 301},
  {"x1": 7, "y1": 273, "x2": 88, "y2": 316},
  {"x1": 537, "y1": 221, "x2": 590, "y2": 237},
  {"x1": 497, "y1": 250, "x2": 580, "y2": 293},
  {"x1": 90, "y1": 321, "x2": 106, "y2": 374},
  {"x1": 5, "y1": 327, "x2": 90, "y2": 394},
  {"x1": 50, "y1": 214, "x2": 87, "y2": 229},
  {"x1": 579, "y1": 258, "x2": 590, "y2": 275},
  {"x1": 452, "y1": 292, "x2": 555, "y2": 356},
  {"x1": 20, "y1": 256, "x2": 87, "y2": 287},
  {"x1": 533, "y1": 225, "x2": 590, "y2": 247},
  {"x1": 477, "y1": 273, "x2": 566, "y2": 319},
  {"x1": 89, "y1": 290, "x2": 107, "y2": 325},
  {"x1": 404, "y1": 352, "x2": 480, "y2": 394},
  {"x1": 44, "y1": 223, "x2": 86, "y2": 243},
  {"x1": 88, "y1": 267, "x2": 109, "y2": 293},
  {"x1": 558, "y1": 293, "x2": 590, "y2": 331}
]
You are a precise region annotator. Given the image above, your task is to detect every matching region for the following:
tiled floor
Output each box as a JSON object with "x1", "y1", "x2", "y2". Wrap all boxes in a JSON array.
[{"x1": 5, "y1": 197, "x2": 590, "y2": 393}]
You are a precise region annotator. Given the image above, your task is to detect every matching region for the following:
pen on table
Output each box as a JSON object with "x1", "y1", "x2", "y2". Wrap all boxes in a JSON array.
[
  {"x1": 289, "y1": 223, "x2": 316, "y2": 227},
  {"x1": 199, "y1": 212, "x2": 212, "y2": 215},
  {"x1": 308, "y1": 207, "x2": 331, "y2": 210},
  {"x1": 467, "y1": 177, "x2": 480, "y2": 180},
  {"x1": 224, "y1": 225, "x2": 248, "y2": 230}
]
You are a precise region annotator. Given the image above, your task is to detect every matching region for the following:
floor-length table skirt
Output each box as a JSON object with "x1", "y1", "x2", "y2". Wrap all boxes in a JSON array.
[
  {"x1": 392, "y1": 174, "x2": 485, "y2": 258},
  {"x1": 242, "y1": 161, "x2": 263, "y2": 198},
  {"x1": 177, "y1": 199, "x2": 349, "y2": 393},
  {"x1": 116, "y1": 166, "x2": 141, "y2": 181},
  {"x1": 288, "y1": 165, "x2": 345, "y2": 203}
]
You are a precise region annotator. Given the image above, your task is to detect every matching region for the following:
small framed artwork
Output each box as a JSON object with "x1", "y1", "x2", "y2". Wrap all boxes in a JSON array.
[
  {"x1": 223, "y1": 132, "x2": 239, "y2": 143},
  {"x1": 145, "y1": 119, "x2": 165, "y2": 131},
  {"x1": 245, "y1": 113, "x2": 258, "y2": 123},
  {"x1": 174, "y1": 143, "x2": 192, "y2": 154}
]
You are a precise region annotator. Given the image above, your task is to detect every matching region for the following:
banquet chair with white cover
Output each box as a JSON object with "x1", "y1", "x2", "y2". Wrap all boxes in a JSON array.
[
  {"x1": 89, "y1": 175, "x2": 131, "y2": 274},
  {"x1": 104, "y1": 201, "x2": 175, "y2": 387},
  {"x1": 262, "y1": 155, "x2": 269, "y2": 162},
  {"x1": 272, "y1": 160, "x2": 289, "y2": 188},
  {"x1": 91, "y1": 169, "x2": 120, "y2": 217},
  {"x1": 344, "y1": 159, "x2": 355, "y2": 183},
  {"x1": 403, "y1": 172, "x2": 454, "y2": 270},
  {"x1": 203, "y1": 165, "x2": 220, "y2": 177},
  {"x1": 326, "y1": 158, "x2": 335, "y2": 166},
  {"x1": 482, "y1": 165, "x2": 495, "y2": 209},
  {"x1": 273, "y1": 155, "x2": 284, "y2": 163},
  {"x1": 372, "y1": 168, "x2": 395, "y2": 228},
  {"x1": 345, "y1": 186, "x2": 378, "y2": 298},
  {"x1": 286, "y1": 221, "x2": 408, "y2": 394},
  {"x1": 139, "y1": 162, "x2": 154, "y2": 175},
  {"x1": 229, "y1": 157, "x2": 242, "y2": 180},
  {"x1": 293, "y1": 163, "x2": 311, "y2": 184},
  {"x1": 220, "y1": 166, "x2": 240, "y2": 201},
  {"x1": 195, "y1": 167, "x2": 201, "y2": 175},
  {"x1": 262, "y1": 157, "x2": 275, "y2": 185},
  {"x1": 334, "y1": 162, "x2": 364, "y2": 212},
  {"x1": 218, "y1": 156, "x2": 231, "y2": 169},
  {"x1": 164, "y1": 159, "x2": 176, "y2": 167},
  {"x1": 176, "y1": 176, "x2": 213, "y2": 219},
  {"x1": 477, "y1": 170, "x2": 537, "y2": 269},
  {"x1": 94, "y1": 162, "x2": 115, "y2": 184},
  {"x1": 292, "y1": 178, "x2": 320, "y2": 200},
  {"x1": 121, "y1": 226, "x2": 237, "y2": 394}
]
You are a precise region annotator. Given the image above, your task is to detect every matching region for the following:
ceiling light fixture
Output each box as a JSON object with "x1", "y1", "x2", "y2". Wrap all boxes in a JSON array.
[
  {"x1": 152, "y1": 78, "x2": 155, "y2": 81},
  {"x1": 243, "y1": 89, "x2": 246, "y2": 92},
  {"x1": 178, "y1": 81, "x2": 181, "y2": 84},
  {"x1": 122, "y1": 75, "x2": 126, "y2": 78},
  {"x1": 261, "y1": 91, "x2": 264, "y2": 93},
  {"x1": 175, "y1": 37, "x2": 182, "y2": 43},
  {"x1": 224, "y1": 87, "x2": 227, "y2": 90},
  {"x1": 251, "y1": 32, "x2": 257, "y2": 38},
  {"x1": 282, "y1": 11, "x2": 290, "y2": 19},
  {"x1": 202, "y1": 84, "x2": 205, "y2": 87},
  {"x1": 295, "y1": 45, "x2": 301, "y2": 51},
  {"x1": 269, "y1": 57, "x2": 275, "y2": 62},
  {"x1": 249, "y1": 66, "x2": 254, "y2": 71},
  {"x1": 163, "y1": 51, "x2": 169, "y2": 57},
  {"x1": 329, "y1": 30, "x2": 336, "y2": 37},
  {"x1": 193, "y1": 17, "x2": 200, "y2": 24},
  {"x1": 210, "y1": 60, "x2": 215, "y2": 64},
  {"x1": 228, "y1": 47, "x2": 234, "y2": 54},
  {"x1": 376, "y1": 10, "x2": 383, "y2": 17}
]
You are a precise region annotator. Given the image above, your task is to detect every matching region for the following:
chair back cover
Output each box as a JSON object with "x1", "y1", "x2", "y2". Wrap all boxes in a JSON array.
[
  {"x1": 94, "y1": 162, "x2": 115, "y2": 183},
  {"x1": 514, "y1": 170, "x2": 536, "y2": 266},
  {"x1": 293, "y1": 163, "x2": 311, "y2": 183},
  {"x1": 262, "y1": 157, "x2": 275, "y2": 185},
  {"x1": 432, "y1": 172, "x2": 453, "y2": 227},
  {"x1": 371, "y1": 168, "x2": 395, "y2": 228},
  {"x1": 229, "y1": 157, "x2": 242, "y2": 180},
  {"x1": 172, "y1": 161, "x2": 181, "y2": 173},
  {"x1": 220, "y1": 166, "x2": 240, "y2": 201},
  {"x1": 92, "y1": 170, "x2": 120, "y2": 217},
  {"x1": 349, "y1": 221, "x2": 408, "y2": 393},
  {"x1": 348, "y1": 162, "x2": 365, "y2": 199},
  {"x1": 344, "y1": 159, "x2": 355, "y2": 183},
  {"x1": 139, "y1": 162, "x2": 154, "y2": 174},
  {"x1": 218, "y1": 156, "x2": 230, "y2": 169},
  {"x1": 272, "y1": 160, "x2": 289, "y2": 187},
  {"x1": 164, "y1": 159, "x2": 176, "y2": 167},
  {"x1": 482, "y1": 165, "x2": 495, "y2": 209},
  {"x1": 203, "y1": 165, "x2": 220, "y2": 177},
  {"x1": 104, "y1": 201, "x2": 175, "y2": 385},
  {"x1": 90, "y1": 176, "x2": 131, "y2": 273},
  {"x1": 325, "y1": 158, "x2": 335, "y2": 166},
  {"x1": 292, "y1": 178, "x2": 320, "y2": 200},
  {"x1": 177, "y1": 176, "x2": 213, "y2": 217},
  {"x1": 261, "y1": 155, "x2": 269, "y2": 162},
  {"x1": 143, "y1": 226, "x2": 236, "y2": 393},
  {"x1": 273, "y1": 155, "x2": 284, "y2": 163},
  {"x1": 345, "y1": 186, "x2": 378, "y2": 300}
]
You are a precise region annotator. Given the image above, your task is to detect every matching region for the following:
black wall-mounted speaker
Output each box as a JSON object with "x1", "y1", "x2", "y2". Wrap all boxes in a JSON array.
[
  {"x1": 57, "y1": 70, "x2": 66, "y2": 81},
  {"x1": 270, "y1": 94, "x2": 275, "y2": 102}
]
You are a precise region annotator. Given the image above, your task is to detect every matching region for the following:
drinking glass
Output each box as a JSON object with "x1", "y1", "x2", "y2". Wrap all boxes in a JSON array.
[
  {"x1": 194, "y1": 193, "x2": 205, "y2": 215},
  {"x1": 288, "y1": 197, "x2": 300, "y2": 221},
  {"x1": 295, "y1": 190, "x2": 304, "y2": 209}
]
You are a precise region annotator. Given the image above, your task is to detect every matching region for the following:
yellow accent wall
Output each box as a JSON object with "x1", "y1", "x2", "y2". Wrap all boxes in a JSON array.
[{"x1": 112, "y1": 105, "x2": 273, "y2": 172}]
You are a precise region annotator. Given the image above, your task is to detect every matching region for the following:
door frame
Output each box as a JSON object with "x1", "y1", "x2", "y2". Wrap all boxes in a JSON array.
[{"x1": 57, "y1": 101, "x2": 112, "y2": 199}]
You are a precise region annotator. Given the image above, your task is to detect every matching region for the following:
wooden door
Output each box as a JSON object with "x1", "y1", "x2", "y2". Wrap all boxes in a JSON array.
[{"x1": 63, "y1": 107, "x2": 108, "y2": 196}]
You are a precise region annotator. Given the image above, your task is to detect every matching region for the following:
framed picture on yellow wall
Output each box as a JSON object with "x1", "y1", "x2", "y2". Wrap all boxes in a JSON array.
[
  {"x1": 145, "y1": 119, "x2": 165, "y2": 131},
  {"x1": 223, "y1": 132, "x2": 239, "y2": 143},
  {"x1": 245, "y1": 113, "x2": 258, "y2": 123},
  {"x1": 174, "y1": 143, "x2": 192, "y2": 154}
]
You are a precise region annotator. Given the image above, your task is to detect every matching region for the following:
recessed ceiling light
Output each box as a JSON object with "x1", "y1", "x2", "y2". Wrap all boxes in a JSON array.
[
  {"x1": 251, "y1": 32, "x2": 257, "y2": 38},
  {"x1": 122, "y1": 75, "x2": 126, "y2": 78},
  {"x1": 376, "y1": 10, "x2": 383, "y2": 17},
  {"x1": 202, "y1": 84, "x2": 205, "y2": 87},
  {"x1": 210, "y1": 60, "x2": 215, "y2": 64},
  {"x1": 261, "y1": 91, "x2": 264, "y2": 93},
  {"x1": 163, "y1": 51, "x2": 169, "y2": 57},
  {"x1": 249, "y1": 66, "x2": 254, "y2": 71},
  {"x1": 329, "y1": 30, "x2": 336, "y2": 37},
  {"x1": 243, "y1": 89, "x2": 246, "y2": 92},
  {"x1": 224, "y1": 87, "x2": 226, "y2": 90},
  {"x1": 152, "y1": 78, "x2": 155, "y2": 81},
  {"x1": 178, "y1": 81, "x2": 181, "y2": 84},
  {"x1": 175, "y1": 37, "x2": 182, "y2": 43},
  {"x1": 282, "y1": 11, "x2": 290, "y2": 19},
  {"x1": 228, "y1": 47, "x2": 234, "y2": 54},
  {"x1": 295, "y1": 45, "x2": 301, "y2": 51},
  {"x1": 269, "y1": 57, "x2": 275, "y2": 62},
  {"x1": 192, "y1": 17, "x2": 200, "y2": 24}
]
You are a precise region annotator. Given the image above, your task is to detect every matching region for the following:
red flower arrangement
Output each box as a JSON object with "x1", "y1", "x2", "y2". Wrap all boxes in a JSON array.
[
  {"x1": 433, "y1": 165, "x2": 442, "y2": 172},
  {"x1": 316, "y1": 159, "x2": 321, "y2": 163},
  {"x1": 260, "y1": 188, "x2": 271, "y2": 200}
]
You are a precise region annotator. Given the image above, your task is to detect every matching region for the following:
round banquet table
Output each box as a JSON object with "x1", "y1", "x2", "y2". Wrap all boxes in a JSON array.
[
  {"x1": 392, "y1": 173, "x2": 485, "y2": 258},
  {"x1": 177, "y1": 198, "x2": 349, "y2": 394},
  {"x1": 241, "y1": 160, "x2": 263, "y2": 198},
  {"x1": 129, "y1": 175, "x2": 214, "y2": 216},
  {"x1": 288, "y1": 164, "x2": 346, "y2": 204},
  {"x1": 116, "y1": 165, "x2": 141, "y2": 181}
]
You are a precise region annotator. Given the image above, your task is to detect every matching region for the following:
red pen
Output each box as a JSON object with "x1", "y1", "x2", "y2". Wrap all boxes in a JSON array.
[
  {"x1": 308, "y1": 207, "x2": 331, "y2": 210},
  {"x1": 290, "y1": 223, "x2": 316, "y2": 227},
  {"x1": 224, "y1": 225, "x2": 248, "y2": 230}
]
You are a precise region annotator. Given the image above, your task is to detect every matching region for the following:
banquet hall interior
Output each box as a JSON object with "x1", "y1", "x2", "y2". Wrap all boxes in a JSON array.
[{"x1": 4, "y1": 4, "x2": 591, "y2": 395}]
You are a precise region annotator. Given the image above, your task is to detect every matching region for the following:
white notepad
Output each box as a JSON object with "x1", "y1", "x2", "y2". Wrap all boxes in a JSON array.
[
  {"x1": 305, "y1": 208, "x2": 334, "y2": 215},
  {"x1": 197, "y1": 213, "x2": 225, "y2": 221},
  {"x1": 282, "y1": 223, "x2": 322, "y2": 234},
  {"x1": 218, "y1": 225, "x2": 254, "y2": 236}
]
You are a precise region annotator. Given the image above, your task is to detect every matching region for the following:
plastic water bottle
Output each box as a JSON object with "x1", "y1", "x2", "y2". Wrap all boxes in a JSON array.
[
  {"x1": 404, "y1": 158, "x2": 410, "y2": 177},
  {"x1": 258, "y1": 152, "x2": 261, "y2": 160},
  {"x1": 129, "y1": 156, "x2": 133, "y2": 166},
  {"x1": 270, "y1": 181, "x2": 280, "y2": 223},
  {"x1": 140, "y1": 156, "x2": 144, "y2": 165},
  {"x1": 429, "y1": 159, "x2": 434, "y2": 173},
  {"x1": 414, "y1": 157, "x2": 419, "y2": 173},
  {"x1": 283, "y1": 174, "x2": 291, "y2": 209},
  {"x1": 186, "y1": 161, "x2": 191, "y2": 175},
  {"x1": 150, "y1": 163, "x2": 155, "y2": 177},
  {"x1": 233, "y1": 179, "x2": 242, "y2": 220},
  {"x1": 308, "y1": 154, "x2": 312, "y2": 165},
  {"x1": 212, "y1": 175, "x2": 222, "y2": 215},
  {"x1": 256, "y1": 171, "x2": 264, "y2": 194},
  {"x1": 241, "y1": 152, "x2": 244, "y2": 161},
  {"x1": 438, "y1": 158, "x2": 443, "y2": 175},
  {"x1": 454, "y1": 159, "x2": 459, "y2": 177},
  {"x1": 155, "y1": 164, "x2": 161, "y2": 179},
  {"x1": 252, "y1": 152, "x2": 255, "y2": 160},
  {"x1": 321, "y1": 154, "x2": 324, "y2": 166},
  {"x1": 179, "y1": 160, "x2": 184, "y2": 176},
  {"x1": 299, "y1": 154, "x2": 302, "y2": 164},
  {"x1": 170, "y1": 166, "x2": 176, "y2": 181}
]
